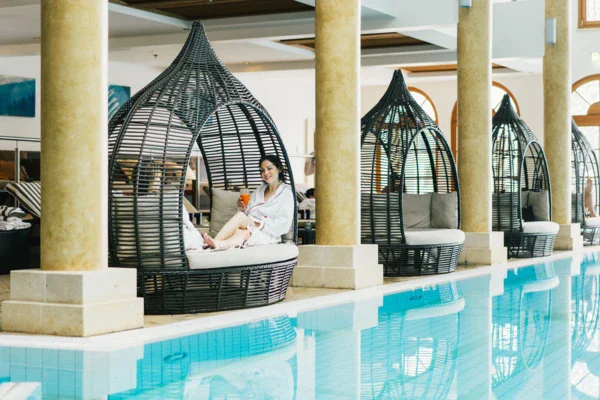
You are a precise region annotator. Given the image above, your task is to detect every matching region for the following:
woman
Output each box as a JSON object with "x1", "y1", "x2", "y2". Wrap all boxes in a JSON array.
[{"x1": 203, "y1": 155, "x2": 294, "y2": 249}]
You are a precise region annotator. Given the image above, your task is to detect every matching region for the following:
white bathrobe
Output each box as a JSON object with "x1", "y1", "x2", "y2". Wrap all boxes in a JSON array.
[{"x1": 244, "y1": 183, "x2": 294, "y2": 246}]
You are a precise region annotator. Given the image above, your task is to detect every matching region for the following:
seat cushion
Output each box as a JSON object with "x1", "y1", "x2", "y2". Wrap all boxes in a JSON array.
[
  {"x1": 404, "y1": 228, "x2": 465, "y2": 246},
  {"x1": 5, "y1": 182, "x2": 41, "y2": 219},
  {"x1": 431, "y1": 192, "x2": 458, "y2": 229},
  {"x1": 585, "y1": 217, "x2": 600, "y2": 227},
  {"x1": 403, "y1": 193, "x2": 432, "y2": 228},
  {"x1": 522, "y1": 221, "x2": 560, "y2": 234},
  {"x1": 188, "y1": 244, "x2": 298, "y2": 269}
]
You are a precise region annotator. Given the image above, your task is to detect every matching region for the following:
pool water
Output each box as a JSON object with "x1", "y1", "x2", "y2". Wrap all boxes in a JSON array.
[{"x1": 0, "y1": 254, "x2": 599, "y2": 399}]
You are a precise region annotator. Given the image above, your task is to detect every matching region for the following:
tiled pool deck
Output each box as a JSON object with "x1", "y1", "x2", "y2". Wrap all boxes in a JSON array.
[{"x1": 0, "y1": 247, "x2": 596, "y2": 336}]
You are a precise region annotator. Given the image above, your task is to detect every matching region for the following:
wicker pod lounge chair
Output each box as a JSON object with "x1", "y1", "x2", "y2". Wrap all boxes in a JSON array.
[
  {"x1": 361, "y1": 70, "x2": 464, "y2": 276},
  {"x1": 492, "y1": 95, "x2": 559, "y2": 258},
  {"x1": 572, "y1": 120, "x2": 600, "y2": 245},
  {"x1": 108, "y1": 22, "x2": 298, "y2": 315}
]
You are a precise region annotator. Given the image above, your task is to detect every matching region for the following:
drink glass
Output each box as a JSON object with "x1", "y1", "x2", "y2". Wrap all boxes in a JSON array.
[{"x1": 240, "y1": 188, "x2": 251, "y2": 208}]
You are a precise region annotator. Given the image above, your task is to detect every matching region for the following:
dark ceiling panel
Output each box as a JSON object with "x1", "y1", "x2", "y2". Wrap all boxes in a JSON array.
[
  {"x1": 124, "y1": 0, "x2": 314, "y2": 20},
  {"x1": 281, "y1": 33, "x2": 428, "y2": 50}
]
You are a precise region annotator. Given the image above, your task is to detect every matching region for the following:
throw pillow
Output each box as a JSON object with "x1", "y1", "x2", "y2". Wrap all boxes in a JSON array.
[
  {"x1": 403, "y1": 193, "x2": 432, "y2": 228},
  {"x1": 210, "y1": 187, "x2": 240, "y2": 237},
  {"x1": 528, "y1": 190, "x2": 550, "y2": 221},
  {"x1": 521, "y1": 190, "x2": 529, "y2": 208},
  {"x1": 431, "y1": 192, "x2": 459, "y2": 229}
]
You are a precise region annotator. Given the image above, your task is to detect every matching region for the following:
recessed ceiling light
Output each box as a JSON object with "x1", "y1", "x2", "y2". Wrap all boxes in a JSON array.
[
  {"x1": 34, "y1": 37, "x2": 41, "y2": 41},
  {"x1": 244, "y1": 62, "x2": 250, "y2": 65}
]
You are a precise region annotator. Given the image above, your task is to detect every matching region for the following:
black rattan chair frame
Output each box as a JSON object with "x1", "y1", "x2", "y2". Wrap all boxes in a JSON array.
[
  {"x1": 572, "y1": 120, "x2": 600, "y2": 246},
  {"x1": 108, "y1": 21, "x2": 297, "y2": 315},
  {"x1": 492, "y1": 95, "x2": 555, "y2": 258},
  {"x1": 361, "y1": 70, "x2": 462, "y2": 277}
]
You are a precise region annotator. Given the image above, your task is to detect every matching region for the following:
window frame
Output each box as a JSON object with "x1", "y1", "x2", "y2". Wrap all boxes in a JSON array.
[{"x1": 579, "y1": 0, "x2": 600, "y2": 29}]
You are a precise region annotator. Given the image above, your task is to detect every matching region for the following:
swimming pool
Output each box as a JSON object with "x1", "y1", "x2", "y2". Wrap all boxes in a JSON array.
[{"x1": 0, "y1": 253, "x2": 598, "y2": 399}]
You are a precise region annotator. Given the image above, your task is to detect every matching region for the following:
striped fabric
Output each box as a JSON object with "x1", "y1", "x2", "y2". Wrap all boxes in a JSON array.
[
  {"x1": 0, "y1": 206, "x2": 26, "y2": 220},
  {"x1": 5, "y1": 182, "x2": 41, "y2": 219}
]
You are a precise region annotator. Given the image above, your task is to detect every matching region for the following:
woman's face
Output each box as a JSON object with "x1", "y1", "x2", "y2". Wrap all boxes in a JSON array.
[{"x1": 260, "y1": 160, "x2": 280, "y2": 184}]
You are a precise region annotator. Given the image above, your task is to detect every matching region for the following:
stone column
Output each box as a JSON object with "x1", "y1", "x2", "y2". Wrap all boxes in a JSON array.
[
  {"x1": 457, "y1": 0, "x2": 507, "y2": 265},
  {"x1": 544, "y1": 0, "x2": 582, "y2": 250},
  {"x1": 292, "y1": 0, "x2": 382, "y2": 289},
  {"x1": 2, "y1": 0, "x2": 143, "y2": 337}
]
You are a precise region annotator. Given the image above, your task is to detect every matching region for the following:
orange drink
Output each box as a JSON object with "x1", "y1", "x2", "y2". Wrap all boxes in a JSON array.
[{"x1": 240, "y1": 188, "x2": 250, "y2": 207}]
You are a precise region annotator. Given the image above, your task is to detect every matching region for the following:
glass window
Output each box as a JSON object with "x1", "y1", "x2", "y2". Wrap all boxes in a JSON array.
[
  {"x1": 409, "y1": 88, "x2": 438, "y2": 124},
  {"x1": 580, "y1": 0, "x2": 600, "y2": 28}
]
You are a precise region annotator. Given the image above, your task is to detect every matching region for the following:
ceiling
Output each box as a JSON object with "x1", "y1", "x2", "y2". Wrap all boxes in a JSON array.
[
  {"x1": 117, "y1": 0, "x2": 314, "y2": 20},
  {"x1": 0, "y1": 0, "x2": 545, "y2": 78}
]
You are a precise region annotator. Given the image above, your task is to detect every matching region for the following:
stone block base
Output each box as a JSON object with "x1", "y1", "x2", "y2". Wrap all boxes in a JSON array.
[
  {"x1": 458, "y1": 232, "x2": 507, "y2": 265},
  {"x1": 2, "y1": 269, "x2": 144, "y2": 337},
  {"x1": 291, "y1": 245, "x2": 383, "y2": 289},
  {"x1": 554, "y1": 223, "x2": 583, "y2": 251}
]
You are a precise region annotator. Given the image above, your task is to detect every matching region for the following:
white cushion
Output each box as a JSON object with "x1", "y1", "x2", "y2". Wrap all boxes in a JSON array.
[
  {"x1": 209, "y1": 188, "x2": 240, "y2": 237},
  {"x1": 585, "y1": 217, "x2": 600, "y2": 227},
  {"x1": 404, "y1": 228, "x2": 465, "y2": 246},
  {"x1": 403, "y1": 193, "x2": 432, "y2": 228},
  {"x1": 522, "y1": 221, "x2": 560, "y2": 234},
  {"x1": 188, "y1": 244, "x2": 298, "y2": 269},
  {"x1": 431, "y1": 192, "x2": 458, "y2": 229},
  {"x1": 528, "y1": 190, "x2": 550, "y2": 221}
]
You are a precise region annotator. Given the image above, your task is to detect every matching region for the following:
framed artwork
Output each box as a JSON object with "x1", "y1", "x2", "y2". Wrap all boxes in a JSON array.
[
  {"x1": 0, "y1": 75, "x2": 35, "y2": 118},
  {"x1": 108, "y1": 85, "x2": 131, "y2": 119}
]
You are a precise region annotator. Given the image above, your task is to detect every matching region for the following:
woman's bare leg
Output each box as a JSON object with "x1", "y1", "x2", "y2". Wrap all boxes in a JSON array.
[
  {"x1": 215, "y1": 212, "x2": 254, "y2": 240},
  {"x1": 204, "y1": 229, "x2": 251, "y2": 249}
]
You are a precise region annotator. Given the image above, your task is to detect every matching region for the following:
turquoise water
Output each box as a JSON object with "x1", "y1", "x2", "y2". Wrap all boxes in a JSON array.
[{"x1": 1, "y1": 254, "x2": 599, "y2": 399}]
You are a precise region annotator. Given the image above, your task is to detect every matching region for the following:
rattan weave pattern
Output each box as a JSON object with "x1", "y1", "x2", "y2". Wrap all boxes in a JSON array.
[
  {"x1": 107, "y1": 21, "x2": 297, "y2": 314},
  {"x1": 492, "y1": 95, "x2": 555, "y2": 258},
  {"x1": 361, "y1": 70, "x2": 461, "y2": 276},
  {"x1": 572, "y1": 120, "x2": 600, "y2": 245}
]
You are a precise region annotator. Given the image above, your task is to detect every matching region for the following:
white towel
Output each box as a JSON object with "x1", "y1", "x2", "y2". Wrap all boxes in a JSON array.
[{"x1": 0, "y1": 219, "x2": 31, "y2": 231}]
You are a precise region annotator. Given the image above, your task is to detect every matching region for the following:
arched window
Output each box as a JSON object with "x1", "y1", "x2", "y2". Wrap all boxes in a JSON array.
[
  {"x1": 572, "y1": 74, "x2": 600, "y2": 153},
  {"x1": 408, "y1": 86, "x2": 438, "y2": 124},
  {"x1": 451, "y1": 82, "x2": 520, "y2": 158}
]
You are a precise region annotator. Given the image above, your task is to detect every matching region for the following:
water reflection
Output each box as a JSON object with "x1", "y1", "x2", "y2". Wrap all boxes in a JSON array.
[
  {"x1": 571, "y1": 253, "x2": 600, "y2": 399},
  {"x1": 491, "y1": 264, "x2": 557, "y2": 399},
  {"x1": 1, "y1": 255, "x2": 600, "y2": 399},
  {"x1": 360, "y1": 283, "x2": 462, "y2": 400}
]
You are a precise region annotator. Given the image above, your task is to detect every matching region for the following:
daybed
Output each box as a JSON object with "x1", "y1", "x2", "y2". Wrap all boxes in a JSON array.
[
  {"x1": 361, "y1": 70, "x2": 463, "y2": 276},
  {"x1": 572, "y1": 120, "x2": 600, "y2": 245},
  {"x1": 492, "y1": 95, "x2": 559, "y2": 258},
  {"x1": 108, "y1": 22, "x2": 297, "y2": 315}
]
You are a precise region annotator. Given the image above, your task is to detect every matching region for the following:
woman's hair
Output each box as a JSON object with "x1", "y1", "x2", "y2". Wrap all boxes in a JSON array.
[{"x1": 259, "y1": 154, "x2": 286, "y2": 182}]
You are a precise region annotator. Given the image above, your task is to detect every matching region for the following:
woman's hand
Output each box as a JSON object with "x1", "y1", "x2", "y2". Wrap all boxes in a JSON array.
[{"x1": 237, "y1": 197, "x2": 246, "y2": 211}]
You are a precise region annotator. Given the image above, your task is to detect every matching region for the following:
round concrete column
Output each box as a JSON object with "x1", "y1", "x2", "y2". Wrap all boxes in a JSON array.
[
  {"x1": 314, "y1": 0, "x2": 360, "y2": 246},
  {"x1": 544, "y1": 0, "x2": 571, "y2": 226},
  {"x1": 457, "y1": 0, "x2": 492, "y2": 233},
  {"x1": 40, "y1": 0, "x2": 108, "y2": 271}
]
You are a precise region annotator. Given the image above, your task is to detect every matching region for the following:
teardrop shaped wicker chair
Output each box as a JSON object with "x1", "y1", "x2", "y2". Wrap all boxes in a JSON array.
[
  {"x1": 361, "y1": 71, "x2": 463, "y2": 277},
  {"x1": 108, "y1": 22, "x2": 297, "y2": 315},
  {"x1": 492, "y1": 95, "x2": 558, "y2": 258},
  {"x1": 361, "y1": 282, "x2": 463, "y2": 400},
  {"x1": 492, "y1": 263, "x2": 556, "y2": 399},
  {"x1": 572, "y1": 120, "x2": 600, "y2": 245}
]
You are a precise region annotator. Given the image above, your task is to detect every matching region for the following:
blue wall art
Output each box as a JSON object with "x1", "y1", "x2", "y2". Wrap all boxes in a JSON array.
[
  {"x1": 0, "y1": 75, "x2": 36, "y2": 118},
  {"x1": 108, "y1": 85, "x2": 131, "y2": 120}
]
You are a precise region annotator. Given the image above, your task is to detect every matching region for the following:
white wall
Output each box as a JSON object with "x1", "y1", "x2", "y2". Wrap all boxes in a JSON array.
[
  {"x1": 0, "y1": 56, "x2": 161, "y2": 151},
  {"x1": 572, "y1": 0, "x2": 600, "y2": 83}
]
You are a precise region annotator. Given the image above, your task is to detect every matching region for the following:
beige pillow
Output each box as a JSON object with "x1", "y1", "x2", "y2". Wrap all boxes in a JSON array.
[
  {"x1": 528, "y1": 190, "x2": 550, "y2": 221},
  {"x1": 209, "y1": 187, "x2": 240, "y2": 237},
  {"x1": 431, "y1": 192, "x2": 458, "y2": 229},
  {"x1": 402, "y1": 193, "x2": 432, "y2": 228}
]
